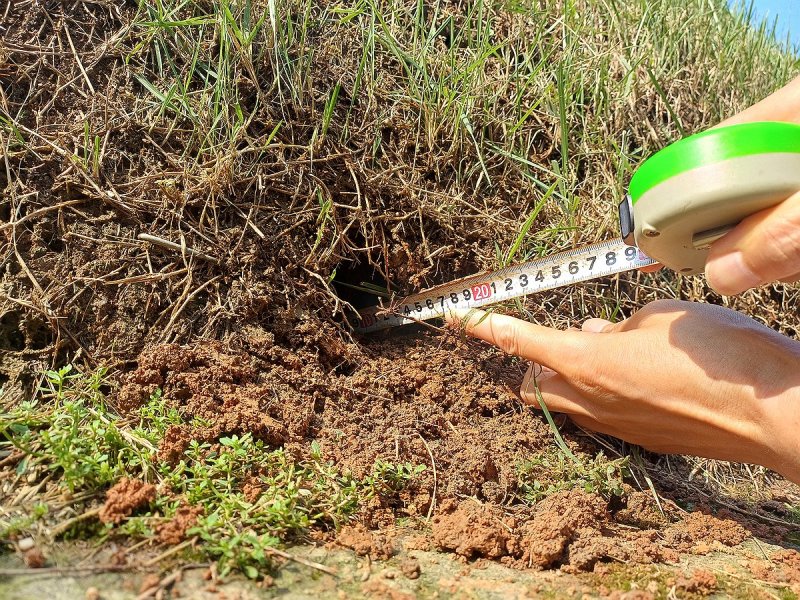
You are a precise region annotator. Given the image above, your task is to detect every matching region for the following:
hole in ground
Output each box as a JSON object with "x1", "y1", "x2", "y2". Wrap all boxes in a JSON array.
[
  {"x1": 331, "y1": 258, "x2": 389, "y2": 312},
  {"x1": 0, "y1": 312, "x2": 25, "y2": 351}
]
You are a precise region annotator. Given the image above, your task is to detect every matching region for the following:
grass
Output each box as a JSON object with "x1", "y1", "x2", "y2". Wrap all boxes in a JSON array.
[
  {"x1": 516, "y1": 449, "x2": 628, "y2": 504},
  {"x1": 0, "y1": 367, "x2": 425, "y2": 577},
  {"x1": 2, "y1": 0, "x2": 797, "y2": 337}
]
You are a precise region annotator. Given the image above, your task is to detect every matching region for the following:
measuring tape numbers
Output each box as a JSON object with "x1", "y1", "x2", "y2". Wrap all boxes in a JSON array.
[{"x1": 356, "y1": 239, "x2": 655, "y2": 333}]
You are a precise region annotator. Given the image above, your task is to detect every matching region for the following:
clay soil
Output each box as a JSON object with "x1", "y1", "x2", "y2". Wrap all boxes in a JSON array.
[{"x1": 2, "y1": 0, "x2": 800, "y2": 595}]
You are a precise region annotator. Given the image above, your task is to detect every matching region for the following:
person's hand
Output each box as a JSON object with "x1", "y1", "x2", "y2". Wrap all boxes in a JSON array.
[
  {"x1": 448, "y1": 300, "x2": 800, "y2": 483},
  {"x1": 702, "y1": 75, "x2": 800, "y2": 295},
  {"x1": 639, "y1": 75, "x2": 800, "y2": 290},
  {"x1": 704, "y1": 191, "x2": 800, "y2": 294}
]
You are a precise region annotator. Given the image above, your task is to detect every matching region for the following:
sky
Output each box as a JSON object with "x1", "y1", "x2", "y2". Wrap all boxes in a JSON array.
[{"x1": 729, "y1": 0, "x2": 800, "y2": 48}]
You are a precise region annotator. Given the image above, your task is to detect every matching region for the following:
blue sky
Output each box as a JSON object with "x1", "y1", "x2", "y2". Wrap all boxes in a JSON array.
[{"x1": 729, "y1": 0, "x2": 800, "y2": 48}]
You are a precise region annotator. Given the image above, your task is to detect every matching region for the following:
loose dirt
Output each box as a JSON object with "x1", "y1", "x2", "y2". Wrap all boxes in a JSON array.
[
  {"x1": 336, "y1": 523, "x2": 395, "y2": 561},
  {"x1": 675, "y1": 569, "x2": 717, "y2": 596},
  {"x1": 428, "y1": 490, "x2": 755, "y2": 573},
  {"x1": 116, "y1": 331, "x2": 547, "y2": 507},
  {"x1": 98, "y1": 479, "x2": 156, "y2": 525},
  {"x1": 156, "y1": 504, "x2": 204, "y2": 545}
]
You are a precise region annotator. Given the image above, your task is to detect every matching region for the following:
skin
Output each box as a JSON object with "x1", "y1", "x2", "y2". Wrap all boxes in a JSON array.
[
  {"x1": 705, "y1": 75, "x2": 800, "y2": 294},
  {"x1": 449, "y1": 76, "x2": 800, "y2": 483}
]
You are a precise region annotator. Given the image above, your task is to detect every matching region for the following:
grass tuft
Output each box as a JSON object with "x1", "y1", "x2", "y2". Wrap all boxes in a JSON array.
[{"x1": 0, "y1": 368, "x2": 424, "y2": 577}]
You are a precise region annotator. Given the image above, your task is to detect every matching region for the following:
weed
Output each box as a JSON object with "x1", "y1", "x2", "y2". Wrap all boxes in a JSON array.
[
  {"x1": 517, "y1": 449, "x2": 628, "y2": 504},
  {"x1": 0, "y1": 368, "x2": 425, "y2": 577}
]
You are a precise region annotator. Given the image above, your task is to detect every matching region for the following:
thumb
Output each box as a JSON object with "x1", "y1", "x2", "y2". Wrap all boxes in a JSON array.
[
  {"x1": 705, "y1": 190, "x2": 800, "y2": 295},
  {"x1": 581, "y1": 318, "x2": 615, "y2": 333}
]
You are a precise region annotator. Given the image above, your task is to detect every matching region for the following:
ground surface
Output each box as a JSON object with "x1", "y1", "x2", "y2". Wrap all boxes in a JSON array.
[
  {"x1": 2, "y1": 0, "x2": 800, "y2": 598},
  {"x1": 2, "y1": 536, "x2": 799, "y2": 599}
]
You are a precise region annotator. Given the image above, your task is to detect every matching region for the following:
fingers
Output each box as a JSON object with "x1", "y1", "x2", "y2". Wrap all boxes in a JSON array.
[
  {"x1": 447, "y1": 308, "x2": 586, "y2": 372},
  {"x1": 581, "y1": 318, "x2": 615, "y2": 333},
  {"x1": 705, "y1": 190, "x2": 800, "y2": 295},
  {"x1": 519, "y1": 364, "x2": 598, "y2": 420},
  {"x1": 716, "y1": 76, "x2": 800, "y2": 126}
]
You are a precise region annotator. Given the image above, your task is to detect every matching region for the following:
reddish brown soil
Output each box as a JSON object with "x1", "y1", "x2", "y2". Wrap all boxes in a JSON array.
[
  {"x1": 99, "y1": 478, "x2": 156, "y2": 525},
  {"x1": 431, "y1": 498, "x2": 518, "y2": 560},
  {"x1": 661, "y1": 510, "x2": 749, "y2": 553},
  {"x1": 771, "y1": 549, "x2": 800, "y2": 585},
  {"x1": 428, "y1": 490, "x2": 759, "y2": 572},
  {"x1": 675, "y1": 569, "x2": 718, "y2": 596},
  {"x1": 336, "y1": 523, "x2": 395, "y2": 560},
  {"x1": 399, "y1": 557, "x2": 421, "y2": 579},
  {"x1": 157, "y1": 505, "x2": 204, "y2": 545},
  {"x1": 615, "y1": 492, "x2": 668, "y2": 529},
  {"x1": 22, "y1": 547, "x2": 46, "y2": 569},
  {"x1": 117, "y1": 332, "x2": 548, "y2": 506}
]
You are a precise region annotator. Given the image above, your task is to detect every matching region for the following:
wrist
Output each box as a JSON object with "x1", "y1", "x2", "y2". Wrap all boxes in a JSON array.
[{"x1": 763, "y1": 383, "x2": 800, "y2": 484}]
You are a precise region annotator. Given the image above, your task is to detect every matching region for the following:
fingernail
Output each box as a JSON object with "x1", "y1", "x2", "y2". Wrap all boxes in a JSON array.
[{"x1": 705, "y1": 251, "x2": 761, "y2": 295}]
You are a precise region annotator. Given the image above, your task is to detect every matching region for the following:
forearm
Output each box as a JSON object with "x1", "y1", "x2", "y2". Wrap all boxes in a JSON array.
[
  {"x1": 719, "y1": 75, "x2": 800, "y2": 126},
  {"x1": 767, "y1": 387, "x2": 800, "y2": 484}
]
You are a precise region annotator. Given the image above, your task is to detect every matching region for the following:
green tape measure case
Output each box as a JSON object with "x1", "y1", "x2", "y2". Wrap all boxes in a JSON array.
[{"x1": 620, "y1": 122, "x2": 800, "y2": 273}]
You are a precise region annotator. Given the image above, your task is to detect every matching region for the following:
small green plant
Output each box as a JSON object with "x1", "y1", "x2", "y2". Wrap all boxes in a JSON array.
[
  {"x1": 366, "y1": 459, "x2": 427, "y2": 494},
  {"x1": 517, "y1": 450, "x2": 628, "y2": 504},
  {"x1": 1, "y1": 367, "x2": 426, "y2": 577},
  {"x1": 0, "y1": 503, "x2": 48, "y2": 540}
]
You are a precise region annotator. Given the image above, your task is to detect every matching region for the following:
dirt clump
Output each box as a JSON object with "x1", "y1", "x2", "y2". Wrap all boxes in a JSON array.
[
  {"x1": 117, "y1": 342, "x2": 295, "y2": 461},
  {"x1": 22, "y1": 547, "x2": 46, "y2": 568},
  {"x1": 661, "y1": 511, "x2": 749, "y2": 553},
  {"x1": 615, "y1": 491, "x2": 668, "y2": 529},
  {"x1": 771, "y1": 549, "x2": 800, "y2": 585},
  {"x1": 432, "y1": 498, "x2": 518, "y2": 560},
  {"x1": 157, "y1": 504, "x2": 204, "y2": 544},
  {"x1": 675, "y1": 569, "x2": 718, "y2": 595},
  {"x1": 241, "y1": 477, "x2": 263, "y2": 503},
  {"x1": 519, "y1": 490, "x2": 617, "y2": 570},
  {"x1": 431, "y1": 490, "x2": 633, "y2": 571},
  {"x1": 337, "y1": 523, "x2": 395, "y2": 560},
  {"x1": 399, "y1": 557, "x2": 421, "y2": 579},
  {"x1": 99, "y1": 478, "x2": 157, "y2": 525}
]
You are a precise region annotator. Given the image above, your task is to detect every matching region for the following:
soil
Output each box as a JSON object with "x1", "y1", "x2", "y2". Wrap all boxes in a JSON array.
[
  {"x1": 770, "y1": 549, "x2": 800, "y2": 585},
  {"x1": 660, "y1": 510, "x2": 749, "y2": 553},
  {"x1": 674, "y1": 569, "x2": 717, "y2": 596},
  {"x1": 156, "y1": 504, "x2": 204, "y2": 545},
  {"x1": 398, "y1": 557, "x2": 420, "y2": 579},
  {"x1": 21, "y1": 548, "x2": 45, "y2": 569},
  {"x1": 427, "y1": 491, "x2": 755, "y2": 573},
  {"x1": 336, "y1": 524, "x2": 395, "y2": 561},
  {"x1": 116, "y1": 332, "x2": 547, "y2": 508},
  {"x1": 99, "y1": 479, "x2": 157, "y2": 525}
]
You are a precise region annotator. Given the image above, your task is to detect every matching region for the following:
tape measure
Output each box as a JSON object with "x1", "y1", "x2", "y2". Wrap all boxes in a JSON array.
[{"x1": 357, "y1": 121, "x2": 800, "y2": 333}]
